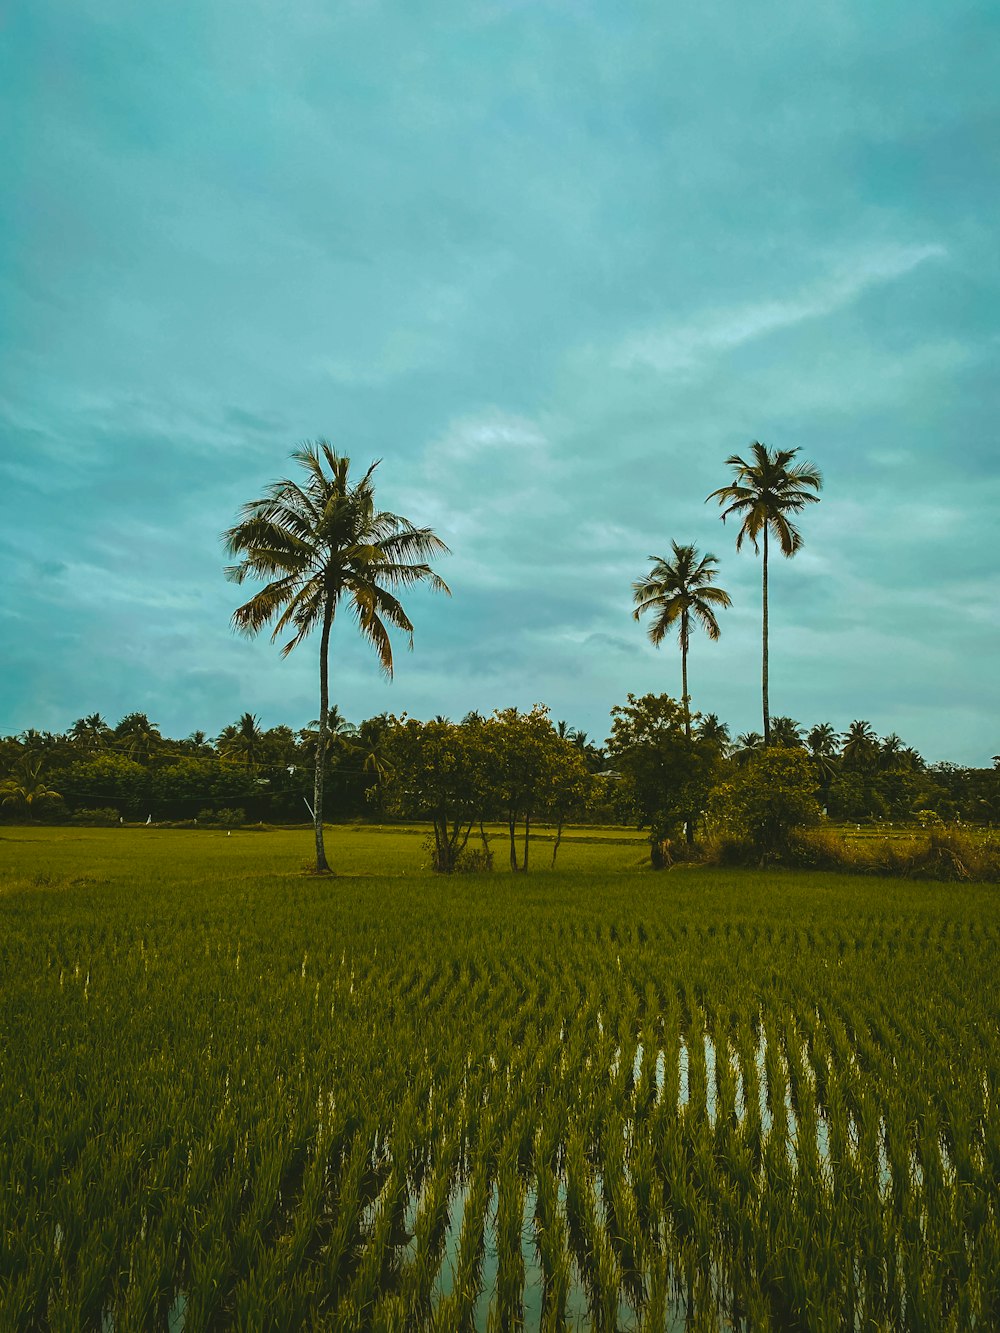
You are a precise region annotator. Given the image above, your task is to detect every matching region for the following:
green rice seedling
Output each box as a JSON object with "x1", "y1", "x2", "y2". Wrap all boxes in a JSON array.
[{"x1": 396, "y1": 1138, "x2": 458, "y2": 1320}]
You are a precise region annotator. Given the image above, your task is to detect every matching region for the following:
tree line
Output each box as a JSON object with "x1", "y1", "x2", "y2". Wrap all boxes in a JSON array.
[
  {"x1": 4, "y1": 440, "x2": 996, "y2": 869},
  {"x1": 2, "y1": 701, "x2": 997, "y2": 847}
]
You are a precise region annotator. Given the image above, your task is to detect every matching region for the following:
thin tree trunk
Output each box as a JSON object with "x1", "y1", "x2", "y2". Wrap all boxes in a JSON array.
[
  {"x1": 479, "y1": 819, "x2": 492, "y2": 866},
  {"x1": 682, "y1": 613, "x2": 694, "y2": 843},
  {"x1": 551, "y1": 816, "x2": 564, "y2": 868},
  {"x1": 508, "y1": 814, "x2": 518, "y2": 872},
  {"x1": 681, "y1": 613, "x2": 691, "y2": 741},
  {"x1": 314, "y1": 604, "x2": 333, "y2": 872},
  {"x1": 523, "y1": 811, "x2": 531, "y2": 873},
  {"x1": 762, "y1": 525, "x2": 770, "y2": 746}
]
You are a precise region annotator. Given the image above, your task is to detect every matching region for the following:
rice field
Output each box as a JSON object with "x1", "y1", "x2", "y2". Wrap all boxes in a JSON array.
[{"x1": 2, "y1": 826, "x2": 999, "y2": 1329}]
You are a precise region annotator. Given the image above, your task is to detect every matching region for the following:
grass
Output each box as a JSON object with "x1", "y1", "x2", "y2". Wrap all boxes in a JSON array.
[
  {"x1": 2, "y1": 826, "x2": 999, "y2": 1329},
  {"x1": 0, "y1": 822, "x2": 647, "y2": 890}
]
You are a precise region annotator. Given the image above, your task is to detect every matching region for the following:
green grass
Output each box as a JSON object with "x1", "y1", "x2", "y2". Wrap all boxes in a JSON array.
[
  {"x1": 2, "y1": 827, "x2": 999, "y2": 1329},
  {"x1": 0, "y1": 822, "x2": 647, "y2": 889}
]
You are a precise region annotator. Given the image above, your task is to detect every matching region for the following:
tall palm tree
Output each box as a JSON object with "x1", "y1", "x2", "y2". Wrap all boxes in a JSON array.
[
  {"x1": 632, "y1": 542, "x2": 732, "y2": 738},
  {"x1": 707, "y1": 443, "x2": 822, "y2": 745},
  {"x1": 224, "y1": 443, "x2": 449, "y2": 873}
]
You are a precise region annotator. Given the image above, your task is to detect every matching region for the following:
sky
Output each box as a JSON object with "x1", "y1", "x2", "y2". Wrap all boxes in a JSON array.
[{"x1": 2, "y1": 0, "x2": 998, "y2": 763}]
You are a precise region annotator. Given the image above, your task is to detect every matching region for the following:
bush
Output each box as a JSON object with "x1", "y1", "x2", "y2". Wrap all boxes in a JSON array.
[
  {"x1": 709, "y1": 750, "x2": 820, "y2": 858},
  {"x1": 781, "y1": 826, "x2": 1000, "y2": 882},
  {"x1": 455, "y1": 847, "x2": 494, "y2": 873},
  {"x1": 69, "y1": 807, "x2": 121, "y2": 827},
  {"x1": 197, "y1": 807, "x2": 246, "y2": 828}
]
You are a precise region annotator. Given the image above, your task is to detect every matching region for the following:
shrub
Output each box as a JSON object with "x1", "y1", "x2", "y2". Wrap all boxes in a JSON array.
[
  {"x1": 455, "y1": 847, "x2": 494, "y2": 873},
  {"x1": 197, "y1": 807, "x2": 246, "y2": 828},
  {"x1": 781, "y1": 826, "x2": 1000, "y2": 882},
  {"x1": 709, "y1": 749, "x2": 821, "y2": 858},
  {"x1": 69, "y1": 807, "x2": 121, "y2": 827}
]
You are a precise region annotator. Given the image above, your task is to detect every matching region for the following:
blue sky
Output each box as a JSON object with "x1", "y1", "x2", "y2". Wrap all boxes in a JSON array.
[{"x1": 2, "y1": 0, "x2": 998, "y2": 762}]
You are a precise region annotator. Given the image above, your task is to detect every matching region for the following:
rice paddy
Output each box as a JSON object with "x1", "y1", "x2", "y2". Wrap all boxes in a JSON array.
[{"x1": 2, "y1": 826, "x2": 999, "y2": 1329}]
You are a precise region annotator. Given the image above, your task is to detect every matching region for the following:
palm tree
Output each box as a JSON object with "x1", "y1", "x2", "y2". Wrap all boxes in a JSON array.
[
  {"x1": 299, "y1": 705, "x2": 357, "y2": 756},
  {"x1": 769, "y1": 716, "x2": 804, "y2": 748},
  {"x1": 707, "y1": 443, "x2": 822, "y2": 745},
  {"x1": 68, "y1": 714, "x2": 110, "y2": 749},
  {"x1": 733, "y1": 732, "x2": 764, "y2": 764},
  {"x1": 841, "y1": 720, "x2": 878, "y2": 770},
  {"x1": 113, "y1": 713, "x2": 162, "y2": 763},
  {"x1": 1, "y1": 757, "x2": 61, "y2": 821},
  {"x1": 806, "y1": 722, "x2": 840, "y2": 758},
  {"x1": 223, "y1": 443, "x2": 449, "y2": 873},
  {"x1": 217, "y1": 712, "x2": 267, "y2": 769},
  {"x1": 696, "y1": 713, "x2": 731, "y2": 755},
  {"x1": 632, "y1": 542, "x2": 732, "y2": 739}
]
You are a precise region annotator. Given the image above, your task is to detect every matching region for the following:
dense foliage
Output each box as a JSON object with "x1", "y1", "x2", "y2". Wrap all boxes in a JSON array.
[
  {"x1": 2, "y1": 705, "x2": 998, "y2": 853},
  {"x1": 2, "y1": 834, "x2": 999, "y2": 1328}
]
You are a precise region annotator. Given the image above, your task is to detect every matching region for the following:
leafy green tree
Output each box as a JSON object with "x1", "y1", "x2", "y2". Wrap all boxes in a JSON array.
[
  {"x1": 547, "y1": 742, "x2": 593, "y2": 868},
  {"x1": 710, "y1": 747, "x2": 821, "y2": 856},
  {"x1": 62, "y1": 753, "x2": 150, "y2": 818},
  {"x1": 223, "y1": 443, "x2": 450, "y2": 872},
  {"x1": 383, "y1": 717, "x2": 493, "y2": 872},
  {"x1": 632, "y1": 542, "x2": 731, "y2": 738},
  {"x1": 482, "y1": 706, "x2": 568, "y2": 873},
  {"x1": 707, "y1": 443, "x2": 822, "y2": 745},
  {"x1": 607, "y1": 693, "x2": 720, "y2": 858}
]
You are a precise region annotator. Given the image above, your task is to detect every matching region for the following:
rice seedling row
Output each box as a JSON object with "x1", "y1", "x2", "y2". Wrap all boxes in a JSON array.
[{"x1": 2, "y1": 864, "x2": 999, "y2": 1329}]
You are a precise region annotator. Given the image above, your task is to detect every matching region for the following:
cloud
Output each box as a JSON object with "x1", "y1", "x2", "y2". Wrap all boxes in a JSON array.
[{"x1": 615, "y1": 243, "x2": 948, "y2": 374}]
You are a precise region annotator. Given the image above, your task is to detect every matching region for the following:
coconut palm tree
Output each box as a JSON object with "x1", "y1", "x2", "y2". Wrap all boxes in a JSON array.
[
  {"x1": 1, "y1": 757, "x2": 61, "y2": 821},
  {"x1": 113, "y1": 713, "x2": 162, "y2": 763},
  {"x1": 807, "y1": 722, "x2": 840, "y2": 758},
  {"x1": 68, "y1": 714, "x2": 111, "y2": 749},
  {"x1": 770, "y1": 716, "x2": 805, "y2": 748},
  {"x1": 841, "y1": 720, "x2": 879, "y2": 770},
  {"x1": 733, "y1": 732, "x2": 764, "y2": 764},
  {"x1": 696, "y1": 713, "x2": 731, "y2": 755},
  {"x1": 632, "y1": 542, "x2": 732, "y2": 739},
  {"x1": 707, "y1": 443, "x2": 822, "y2": 745},
  {"x1": 224, "y1": 443, "x2": 449, "y2": 873},
  {"x1": 217, "y1": 712, "x2": 267, "y2": 769}
]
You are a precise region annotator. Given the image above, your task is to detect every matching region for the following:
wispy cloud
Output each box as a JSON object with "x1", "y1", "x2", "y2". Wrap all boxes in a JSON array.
[{"x1": 616, "y1": 244, "x2": 948, "y2": 373}]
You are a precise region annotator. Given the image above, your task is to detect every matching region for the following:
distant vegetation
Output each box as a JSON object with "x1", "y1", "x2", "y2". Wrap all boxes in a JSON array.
[
  {"x1": 2, "y1": 701, "x2": 998, "y2": 879},
  {"x1": 3, "y1": 440, "x2": 997, "y2": 879}
]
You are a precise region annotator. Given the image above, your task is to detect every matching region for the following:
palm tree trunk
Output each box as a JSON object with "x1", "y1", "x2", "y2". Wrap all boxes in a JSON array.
[
  {"x1": 762, "y1": 525, "x2": 770, "y2": 746},
  {"x1": 314, "y1": 604, "x2": 333, "y2": 872},
  {"x1": 681, "y1": 614, "x2": 691, "y2": 741},
  {"x1": 682, "y1": 617, "x2": 694, "y2": 846}
]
